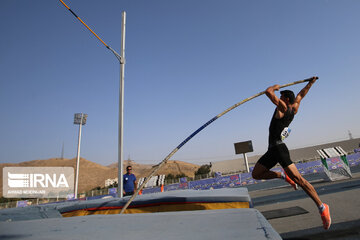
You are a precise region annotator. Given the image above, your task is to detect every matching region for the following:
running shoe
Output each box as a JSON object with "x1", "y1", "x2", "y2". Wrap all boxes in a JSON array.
[
  {"x1": 284, "y1": 173, "x2": 299, "y2": 190},
  {"x1": 320, "y1": 203, "x2": 331, "y2": 230}
]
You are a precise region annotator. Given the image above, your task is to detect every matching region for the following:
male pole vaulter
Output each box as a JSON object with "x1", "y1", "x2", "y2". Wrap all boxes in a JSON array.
[{"x1": 251, "y1": 77, "x2": 331, "y2": 230}]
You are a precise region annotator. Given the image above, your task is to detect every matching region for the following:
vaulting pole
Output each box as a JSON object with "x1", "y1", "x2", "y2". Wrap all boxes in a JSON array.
[
  {"x1": 120, "y1": 76, "x2": 318, "y2": 213},
  {"x1": 58, "y1": 0, "x2": 122, "y2": 61}
]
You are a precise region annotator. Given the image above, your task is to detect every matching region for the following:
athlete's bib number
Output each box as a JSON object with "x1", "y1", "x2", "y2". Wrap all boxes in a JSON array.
[{"x1": 280, "y1": 127, "x2": 291, "y2": 141}]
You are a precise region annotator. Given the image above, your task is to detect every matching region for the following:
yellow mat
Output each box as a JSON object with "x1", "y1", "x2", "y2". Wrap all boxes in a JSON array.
[{"x1": 62, "y1": 201, "x2": 250, "y2": 217}]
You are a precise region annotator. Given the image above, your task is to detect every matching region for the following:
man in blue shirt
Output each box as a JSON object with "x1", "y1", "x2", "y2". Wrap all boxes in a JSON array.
[{"x1": 123, "y1": 166, "x2": 137, "y2": 196}]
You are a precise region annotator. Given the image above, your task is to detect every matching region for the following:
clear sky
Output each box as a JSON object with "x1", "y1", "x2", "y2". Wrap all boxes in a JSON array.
[{"x1": 1, "y1": 0, "x2": 359, "y2": 166}]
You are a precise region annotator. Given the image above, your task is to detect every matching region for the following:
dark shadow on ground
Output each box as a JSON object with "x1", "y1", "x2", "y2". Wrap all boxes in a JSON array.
[{"x1": 281, "y1": 219, "x2": 360, "y2": 240}]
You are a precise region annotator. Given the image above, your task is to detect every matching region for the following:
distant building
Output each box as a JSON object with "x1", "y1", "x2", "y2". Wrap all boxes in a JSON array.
[{"x1": 105, "y1": 178, "x2": 118, "y2": 187}]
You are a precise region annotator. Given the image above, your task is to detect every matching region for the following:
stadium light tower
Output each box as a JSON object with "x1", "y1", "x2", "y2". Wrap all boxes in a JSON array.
[{"x1": 74, "y1": 113, "x2": 88, "y2": 198}]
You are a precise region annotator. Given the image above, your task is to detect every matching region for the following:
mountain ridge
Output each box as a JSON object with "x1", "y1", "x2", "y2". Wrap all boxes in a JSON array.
[{"x1": 0, "y1": 158, "x2": 200, "y2": 197}]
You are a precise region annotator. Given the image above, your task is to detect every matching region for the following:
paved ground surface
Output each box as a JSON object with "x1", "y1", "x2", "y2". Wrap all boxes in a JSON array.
[{"x1": 248, "y1": 167, "x2": 360, "y2": 240}]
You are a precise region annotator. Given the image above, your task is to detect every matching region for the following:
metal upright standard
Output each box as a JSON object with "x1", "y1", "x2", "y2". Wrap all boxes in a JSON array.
[
  {"x1": 74, "y1": 113, "x2": 88, "y2": 198},
  {"x1": 118, "y1": 12, "x2": 126, "y2": 198},
  {"x1": 59, "y1": 0, "x2": 126, "y2": 198}
]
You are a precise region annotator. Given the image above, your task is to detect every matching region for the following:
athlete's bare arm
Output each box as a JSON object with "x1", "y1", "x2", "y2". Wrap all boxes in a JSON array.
[
  {"x1": 292, "y1": 77, "x2": 317, "y2": 114},
  {"x1": 265, "y1": 84, "x2": 287, "y2": 118}
]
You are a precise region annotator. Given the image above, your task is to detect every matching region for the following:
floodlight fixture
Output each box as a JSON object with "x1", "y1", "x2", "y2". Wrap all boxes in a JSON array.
[{"x1": 74, "y1": 113, "x2": 88, "y2": 125}]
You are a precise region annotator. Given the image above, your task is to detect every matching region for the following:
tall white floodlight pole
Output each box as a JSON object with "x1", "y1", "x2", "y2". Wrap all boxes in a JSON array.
[
  {"x1": 74, "y1": 113, "x2": 88, "y2": 198},
  {"x1": 118, "y1": 12, "x2": 126, "y2": 198}
]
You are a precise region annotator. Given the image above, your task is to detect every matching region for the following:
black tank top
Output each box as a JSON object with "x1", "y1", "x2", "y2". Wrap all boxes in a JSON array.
[{"x1": 268, "y1": 107, "x2": 294, "y2": 146}]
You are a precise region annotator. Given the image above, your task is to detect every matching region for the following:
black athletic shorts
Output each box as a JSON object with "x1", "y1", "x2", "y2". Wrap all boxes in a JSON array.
[{"x1": 258, "y1": 143, "x2": 293, "y2": 169}]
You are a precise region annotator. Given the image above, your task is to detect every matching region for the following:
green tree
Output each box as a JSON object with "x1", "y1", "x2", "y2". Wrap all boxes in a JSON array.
[
  {"x1": 165, "y1": 173, "x2": 175, "y2": 180},
  {"x1": 175, "y1": 173, "x2": 186, "y2": 179},
  {"x1": 195, "y1": 164, "x2": 211, "y2": 175}
]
